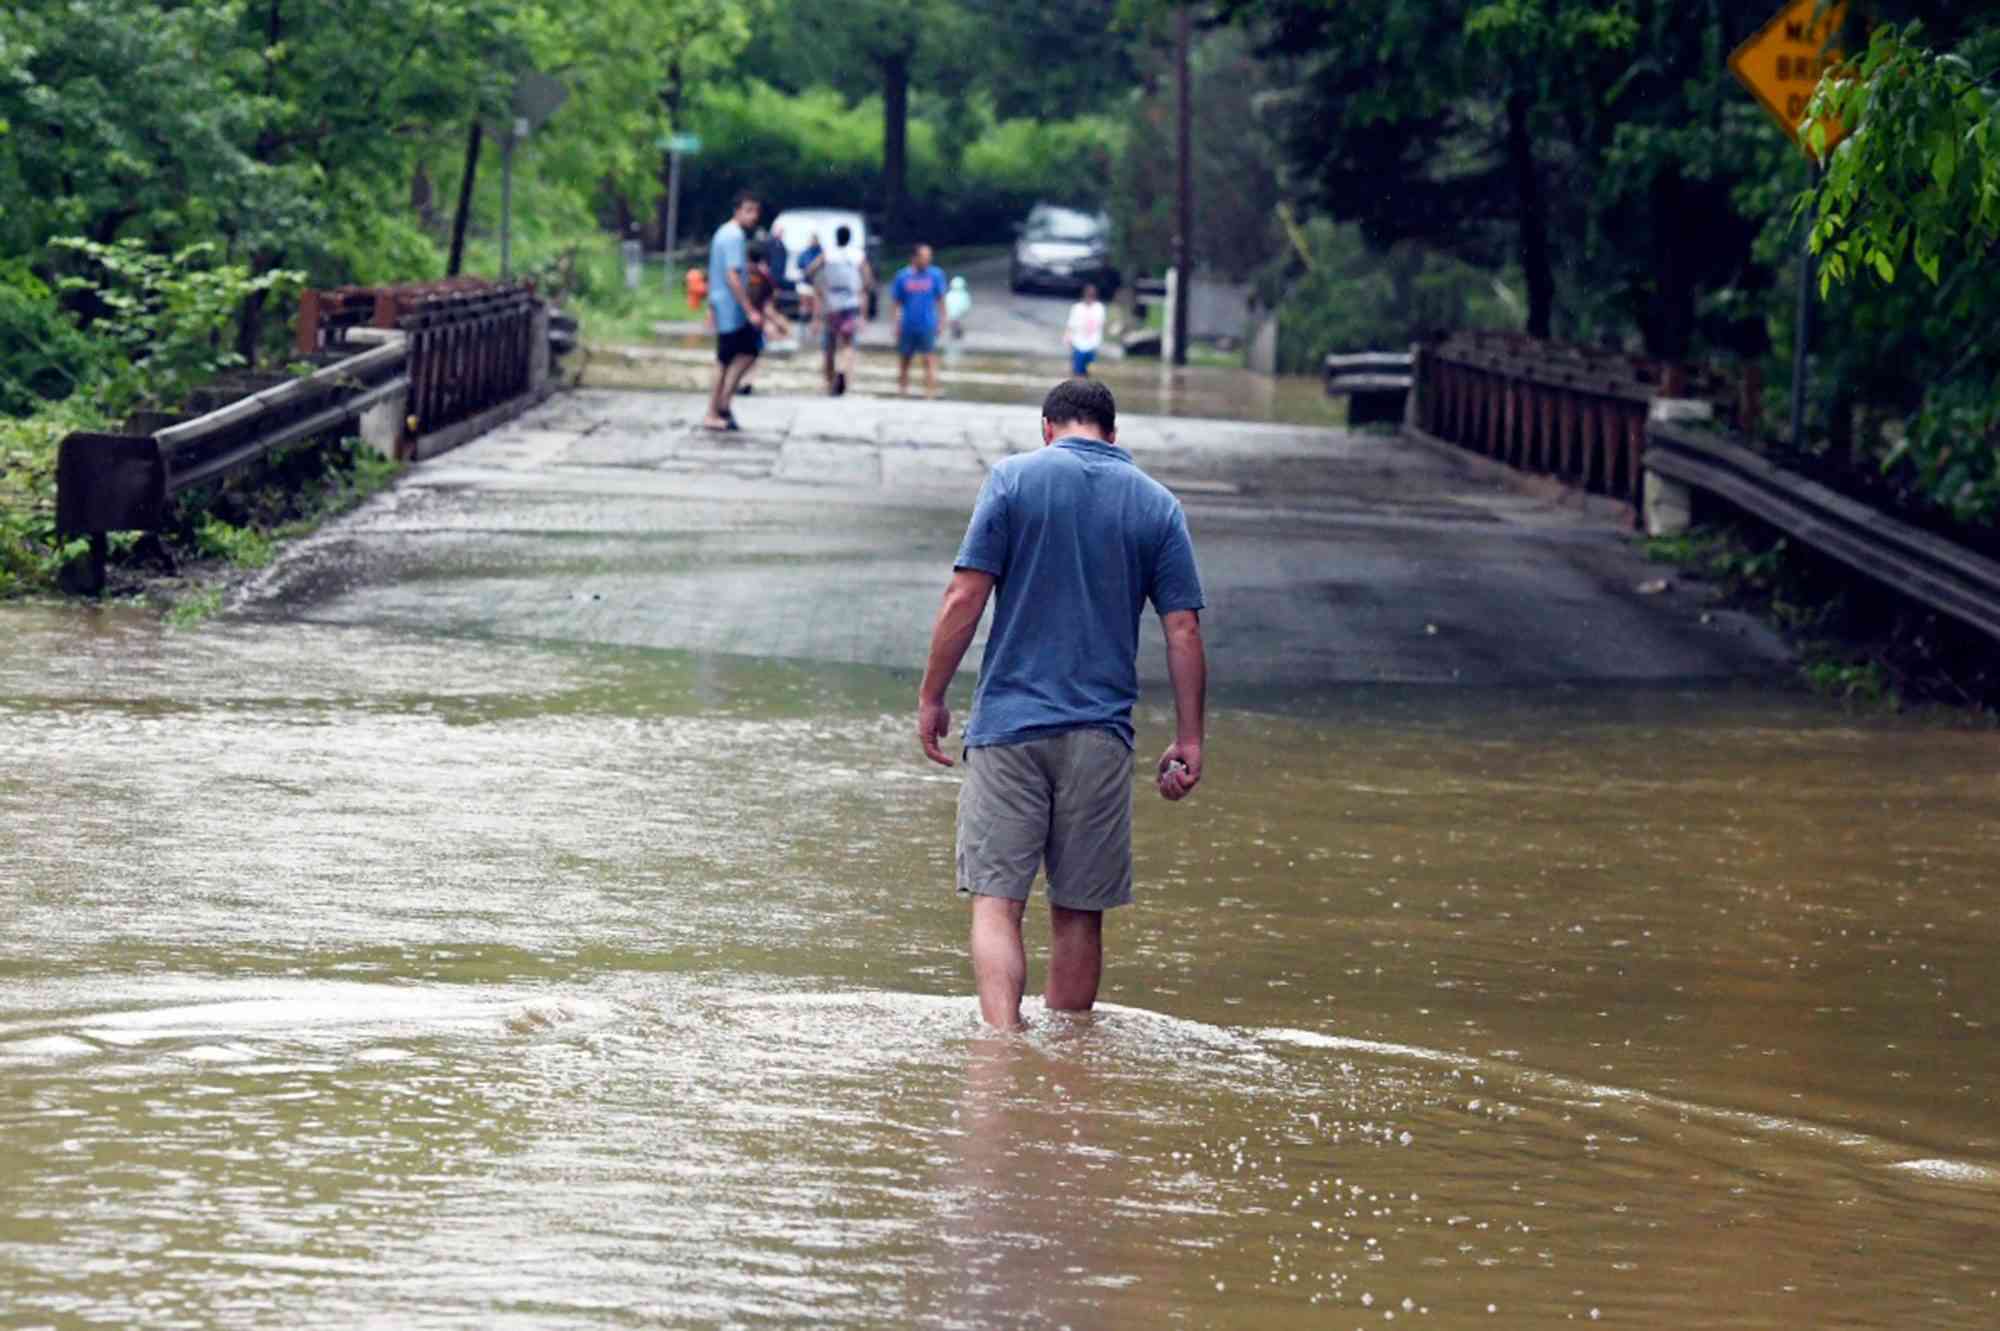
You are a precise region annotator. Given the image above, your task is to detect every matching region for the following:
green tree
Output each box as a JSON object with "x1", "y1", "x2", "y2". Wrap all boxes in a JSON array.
[
  {"x1": 1803, "y1": 16, "x2": 2000, "y2": 520},
  {"x1": 1110, "y1": 23, "x2": 1284, "y2": 283},
  {"x1": 741, "y1": 0, "x2": 971, "y2": 238},
  {"x1": 0, "y1": 2, "x2": 257, "y2": 256},
  {"x1": 1222, "y1": 0, "x2": 1801, "y2": 360}
]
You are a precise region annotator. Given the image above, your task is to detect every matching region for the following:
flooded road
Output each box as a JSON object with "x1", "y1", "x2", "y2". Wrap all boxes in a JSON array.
[
  {"x1": 4, "y1": 386, "x2": 1998, "y2": 1328},
  {"x1": 582, "y1": 336, "x2": 1352, "y2": 430},
  {"x1": 3, "y1": 603, "x2": 1997, "y2": 1328}
]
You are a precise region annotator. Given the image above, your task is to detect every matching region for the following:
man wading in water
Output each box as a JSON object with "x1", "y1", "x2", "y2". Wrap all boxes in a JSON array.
[{"x1": 917, "y1": 379, "x2": 1208, "y2": 1029}]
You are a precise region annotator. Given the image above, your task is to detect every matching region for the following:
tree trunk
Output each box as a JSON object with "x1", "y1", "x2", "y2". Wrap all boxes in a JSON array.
[
  {"x1": 1505, "y1": 89, "x2": 1554, "y2": 341},
  {"x1": 236, "y1": 280, "x2": 267, "y2": 368},
  {"x1": 1171, "y1": 3, "x2": 1193, "y2": 366},
  {"x1": 448, "y1": 119, "x2": 484, "y2": 277},
  {"x1": 1645, "y1": 168, "x2": 1697, "y2": 362},
  {"x1": 882, "y1": 48, "x2": 911, "y2": 242},
  {"x1": 411, "y1": 163, "x2": 435, "y2": 229}
]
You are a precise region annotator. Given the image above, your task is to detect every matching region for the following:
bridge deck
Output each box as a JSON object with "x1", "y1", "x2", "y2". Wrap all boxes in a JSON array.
[{"x1": 245, "y1": 390, "x2": 1790, "y2": 689}]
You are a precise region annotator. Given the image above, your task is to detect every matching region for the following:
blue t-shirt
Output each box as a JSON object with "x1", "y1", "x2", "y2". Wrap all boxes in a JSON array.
[
  {"x1": 796, "y1": 242, "x2": 823, "y2": 285},
  {"x1": 709, "y1": 220, "x2": 747, "y2": 333},
  {"x1": 892, "y1": 265, "x2": 947, "y2": 334},
  {"x1": 953, "y1": 437, "x2": 1205, "y2": 750}
]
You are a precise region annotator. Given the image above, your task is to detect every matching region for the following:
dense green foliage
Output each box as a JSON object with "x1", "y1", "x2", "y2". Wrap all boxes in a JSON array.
[
  {"x1": 1221, "y1": 0, "x2": 1801, "y2": 358},
  {"x1": 0, "y1": 403, "x2": 96, "y2": 596},
  {"x1": 1804, "y1": 19, "x2": 2000, "y2": 523},
  {"x1": 671, "y1": 84, "x2": 1123, "y2": 250},
  {"x1": 1265, "y1": 219, "x2": 1517, "y2": 375},
  {"x1": 1216, "y1": 0, "x2": 2000, "y2": 528}
]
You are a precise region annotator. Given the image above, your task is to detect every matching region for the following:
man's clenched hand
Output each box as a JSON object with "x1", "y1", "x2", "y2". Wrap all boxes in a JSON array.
[
  {"x1": 918, "y1": 697, "x2": 955, "y2": 767},
  {"x1": 1157, "y1": 740, "x2": 1201, "y2": 800}
]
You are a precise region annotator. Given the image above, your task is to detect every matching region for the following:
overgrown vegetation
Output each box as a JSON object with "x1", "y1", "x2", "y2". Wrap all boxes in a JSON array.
[
  {"x1": 1645, "y1": 521, "x2": 1999, "y2": 712},
  {"x1": 0, "y1": 404, "x2": 99, "y2": 598},
  {"x1": 1800, "y1": 18, "x2": 2000, "y2": 529}
]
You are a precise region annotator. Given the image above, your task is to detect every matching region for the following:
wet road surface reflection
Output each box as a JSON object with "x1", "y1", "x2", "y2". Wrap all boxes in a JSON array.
[{"x1": 3, "y1": 605, "x2": 1998, "y2": 1327}]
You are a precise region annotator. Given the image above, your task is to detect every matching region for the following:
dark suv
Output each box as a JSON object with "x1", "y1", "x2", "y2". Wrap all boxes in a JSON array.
[{"x1": 1008, "y1": 205, "x2": 1118, "y2": 296}]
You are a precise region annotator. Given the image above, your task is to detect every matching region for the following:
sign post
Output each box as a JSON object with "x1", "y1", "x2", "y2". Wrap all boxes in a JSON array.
[
  {"x1": 658, "y1": 132, "x2": 704, "y2": 273},
  {"x1": 500, "y1": 73, "x2": 570, "y2": 280},
  {"x1": 1729, "y1": 1, "x2": 1846, "y2": 449}
]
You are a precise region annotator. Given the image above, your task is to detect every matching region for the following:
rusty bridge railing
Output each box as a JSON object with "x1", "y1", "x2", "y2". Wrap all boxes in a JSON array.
[
  {"x1": 56, "y1": 277, "x2": 549, "y2": 593},
  {"x1": 1410, "y1": 332, "x2": 1740, "y2": 523},
  {"x1": 297, "y1": 278, "x2": 542, "y2": 439}
]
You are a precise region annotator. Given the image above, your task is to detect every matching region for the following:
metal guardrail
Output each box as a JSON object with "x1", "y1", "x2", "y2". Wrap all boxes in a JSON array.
[
  {"x1": 1324, "y1": 351, "x2": 1413, "y2": 426},
  {"x1": 1410, "y1": 333, "x2": 1736, "y2": 520},
  {"x1": 1646, "y1": 421, "x2": 2000, "y2": 644},
  {"x1": 56, "y1": 343, "x2": 409, "y2": 590},
  {"x1": 56, "y1": 280, "x2": 545, "y2": 594}
]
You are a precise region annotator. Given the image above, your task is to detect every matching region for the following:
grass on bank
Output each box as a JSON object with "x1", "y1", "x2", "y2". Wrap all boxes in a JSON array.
[
  {"x1": 1, "y1": 407, "x2": 401, "y2": 606},
  {"x1": 1643, "y1": 524, "x2": 1974, "y2": 712}
]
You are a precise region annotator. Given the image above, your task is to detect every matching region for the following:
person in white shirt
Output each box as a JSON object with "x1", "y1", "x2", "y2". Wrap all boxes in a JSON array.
[
  {"x1": 1064, "y1": 284, "x2": 1107, "y2": 378},
  {"x1": 805, "y1": 223, "x2": 874, "y2": 397}
]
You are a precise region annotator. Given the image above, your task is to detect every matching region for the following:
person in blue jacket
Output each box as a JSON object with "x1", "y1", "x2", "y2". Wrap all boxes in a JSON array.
[{"x1": 891, "y1": 243, "x2": 948, "y2": 399}]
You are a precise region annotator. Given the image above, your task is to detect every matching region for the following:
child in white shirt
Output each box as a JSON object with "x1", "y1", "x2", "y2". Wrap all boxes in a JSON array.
[{"x1": 1064, "y1": 284, "x2": 1106, "y2": 377}]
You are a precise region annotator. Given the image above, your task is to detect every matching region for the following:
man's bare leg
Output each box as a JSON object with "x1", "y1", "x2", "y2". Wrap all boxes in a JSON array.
[
  {"x1": 719, "y1": 354, "x2": 755, "y2": 411},
  {"x1": 924, "y1": 351, "x2": 940, "y2": 399},
  {"x1": 898, "y1": 354, "x2": 913, "y2": 396},
  {"x1": 970, "y1": 895, "x2": 1029, "y2": 1029},
  {"x1": 1045, "y1": 904, "x2": 1103, "y2": 1013},
  {"x1": 704, "y1": 360, "x2": 732, "y2": 427}
]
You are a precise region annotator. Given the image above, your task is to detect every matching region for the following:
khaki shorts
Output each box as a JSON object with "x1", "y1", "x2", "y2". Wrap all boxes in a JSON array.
[{"x1": 955, "y1": 727, "x2": 1135, "y2": 911}]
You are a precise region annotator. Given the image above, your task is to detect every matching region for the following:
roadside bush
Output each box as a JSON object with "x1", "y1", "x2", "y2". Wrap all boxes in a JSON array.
[
  {"x1": 0, "y1": 402, "x2": 100, "y2": 597},
  {"x1": 52, "y1": 239, "x2": 304, "y2": 411},
  {"x1": 1266, "y1": 219, "x2": 1517, "y2": 375},
  {"x1": 1886, "y1": 375, "x2": 2000, "y2": 527},
  {"x1": 0, "y1": 260, "x2": 101, "y2": 416},
  {"x1": 677, "y1": 81, "x2": 1116, "y2": 246}
]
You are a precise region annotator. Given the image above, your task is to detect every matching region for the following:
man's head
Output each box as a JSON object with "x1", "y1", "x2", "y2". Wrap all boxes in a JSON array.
[
  {"x1": 731, "y1": 189, "x2": 760, "y2": 229},
  {"x1": 835, "y1": 224, "x2": 853, "y2": 248},
  {"x1": 914, "y1": 243, "x2": 933, "y2": 269},
  {"x1": 747, "y1": 240, "x2": 767, "y2": 265},
  {"x1": 1041, "y1": 378, "x2": 1117, "y2": 446},
  {"x1": 1082, "y1": 283, "x2": 1099, "y2": 304}
]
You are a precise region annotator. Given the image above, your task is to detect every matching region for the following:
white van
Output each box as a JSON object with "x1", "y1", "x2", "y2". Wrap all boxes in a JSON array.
[{"x1": 766, "y1": 208, "x2": 875, "y2": 318}]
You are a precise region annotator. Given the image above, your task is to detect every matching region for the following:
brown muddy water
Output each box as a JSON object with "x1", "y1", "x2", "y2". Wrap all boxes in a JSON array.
[
  {"x1": 2, "y1": 603, "x2": 1998, "y2": 1329},
  {"x1": 580, "y1": 336, "x2": 1351, "y2": 430}
]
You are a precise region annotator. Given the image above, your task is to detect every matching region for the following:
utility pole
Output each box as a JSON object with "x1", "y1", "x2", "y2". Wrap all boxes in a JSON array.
[
  {"x1": 446, "y1": 120, "x2": 483, "y2": 278},
  {"x1": 1172, "y1": 3, "x2": 1193, "y2": 368},
  {"x1": 499, "y1": 117, "x2": 526, "y2": 280},
  {"x1": 664, "y1": 147, "x2": 683, "y2": 265},
  {"x1": 1789, "y1": 162, "x2": 1822, "y2": 449}
]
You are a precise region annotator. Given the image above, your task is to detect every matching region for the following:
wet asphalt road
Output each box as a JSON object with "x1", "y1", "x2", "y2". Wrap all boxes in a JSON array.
[{"x1": 245, "y1": 390, "x2": 1788, "y2": 691}]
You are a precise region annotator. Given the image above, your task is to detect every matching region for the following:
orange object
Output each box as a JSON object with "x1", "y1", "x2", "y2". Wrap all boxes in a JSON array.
[{"x1": 685, "y1": 267, "x2": 709, "y2": 312}]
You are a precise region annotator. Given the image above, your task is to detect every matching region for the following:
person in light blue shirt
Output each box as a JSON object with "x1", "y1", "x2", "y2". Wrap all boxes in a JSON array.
[
  {"x1": 890, "y1": 243, "x2": 948, "y2": 398},
  {"x1": 917, "y1": 378, "x2": 1208, "y2": 1029},
  {"x1": 704, "y1": 190, "x2": 761, "y2": 431}
]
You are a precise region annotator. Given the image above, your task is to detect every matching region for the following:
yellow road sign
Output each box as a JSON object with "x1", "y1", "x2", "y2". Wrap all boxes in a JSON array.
[{"x1": 1729, "y1": 0, "x2": 1848, "y2": 157}]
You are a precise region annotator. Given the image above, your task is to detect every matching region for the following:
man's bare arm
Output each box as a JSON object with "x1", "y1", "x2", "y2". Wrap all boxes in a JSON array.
[
  {"x1": 727, "y1": 267, "x2": 759, "y2": 325},
  {"x1": 1157, "y1": 609, "x2": 1206, "y2": 800},
  {"x1": 917, "y1": 569, "x2": 996, "y2": 766}
]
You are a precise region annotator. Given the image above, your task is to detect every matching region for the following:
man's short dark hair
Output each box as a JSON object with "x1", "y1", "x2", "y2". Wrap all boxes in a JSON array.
[
  {"x1": 732, "y1": 188, "x2": 759, "y2": 210},
  {"x1": 835, "y1": 224, "x2": 852, "y2": 247},
  {"x1": 1042, "y1": 379, "x2": 1116, "y2": 436}
]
